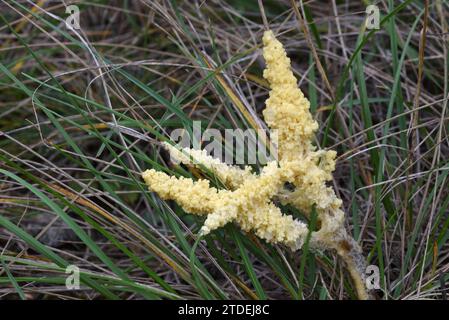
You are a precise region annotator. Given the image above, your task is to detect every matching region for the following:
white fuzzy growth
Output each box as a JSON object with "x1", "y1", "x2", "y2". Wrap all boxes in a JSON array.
[{"x1": 163, "y1": 142, "x2": 254, "y2": 189}]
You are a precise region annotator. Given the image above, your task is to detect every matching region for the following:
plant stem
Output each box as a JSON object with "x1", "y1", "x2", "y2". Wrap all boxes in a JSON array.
[{"x1": 334, "y1": 235, "x2": 370, "y2": 300}]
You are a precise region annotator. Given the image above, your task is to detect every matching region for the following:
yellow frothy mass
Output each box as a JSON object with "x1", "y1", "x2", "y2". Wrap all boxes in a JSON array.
[{"x1": 142, "y1": 30, "x2": 345, "y2": 250}]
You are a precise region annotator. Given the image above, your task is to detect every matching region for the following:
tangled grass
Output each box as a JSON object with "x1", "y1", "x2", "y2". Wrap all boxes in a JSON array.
[{"x1": 0, "y1": 0, "x2": 448, "y2": 300}]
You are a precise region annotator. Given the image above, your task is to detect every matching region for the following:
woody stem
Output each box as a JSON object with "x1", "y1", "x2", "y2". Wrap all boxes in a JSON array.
[{"x1": 335, "y1": 236, "x2": 370, "y2": 300}]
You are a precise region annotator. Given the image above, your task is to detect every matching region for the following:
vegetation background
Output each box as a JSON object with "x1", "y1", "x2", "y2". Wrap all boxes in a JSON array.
[{"x1": 0, "y1": 0, "x2": 448, "y2": 300}]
